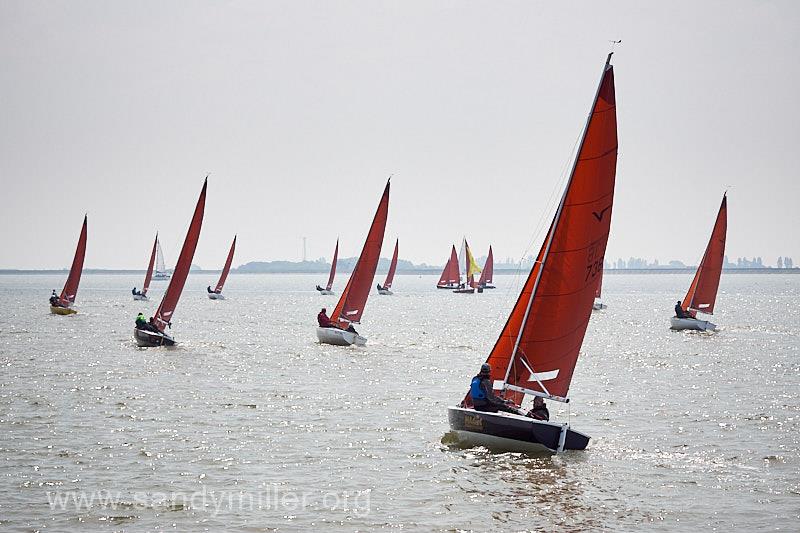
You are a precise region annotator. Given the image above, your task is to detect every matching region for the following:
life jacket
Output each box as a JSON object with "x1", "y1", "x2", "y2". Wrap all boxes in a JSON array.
[{"x1": 470, "y1": 376, "x2": 486, "y2": 401}]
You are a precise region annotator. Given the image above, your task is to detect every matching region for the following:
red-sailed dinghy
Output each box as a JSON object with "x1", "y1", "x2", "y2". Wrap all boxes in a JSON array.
[
  {"x1": 134, "y1": 179, "x2": 207, "y2": 347},
  {"x1": 49, "y1": 215, "x2": 87, "y2": 315},
  {"x1": 377, "y1": 239, "x2": 398, "y2": 295},
  {"x1": 133, "y1": 233, "x2": 158, "y2": 301},
  {"x1": 671, "y1": 194, "x2": 727, "y2": 331},
  {"x1": 436, "y1": 245, "x2": 460, "y2": 289},
  {"x1": 208, "y1": 236, "x2": 236, "y2": 300},
  {"x1": 477, "y1": 245, "x2": 495, "y2": 290},
  {"x1": 316, "y1": 179, "x2": 390, "y2": 346},
  {"x1": 317, "y1": 239, "x2": 339, "y2": 295},
  {"x1": 448, "y1": 54, "x2": 619, "y2": 454}
]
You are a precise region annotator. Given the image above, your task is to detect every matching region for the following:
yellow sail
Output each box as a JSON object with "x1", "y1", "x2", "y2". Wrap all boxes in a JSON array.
[{"x1": 466, "y1": 243, "x2": 482, "y2": 278}]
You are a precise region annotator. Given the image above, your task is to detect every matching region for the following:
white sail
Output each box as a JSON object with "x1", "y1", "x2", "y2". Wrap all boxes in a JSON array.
[{"x1": 154, "y1": 238, "x2": 170, "y2": 279}]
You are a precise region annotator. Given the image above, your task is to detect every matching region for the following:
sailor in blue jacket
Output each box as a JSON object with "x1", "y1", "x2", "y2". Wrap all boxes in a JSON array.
[{"x1": 470, "y1": 363, "x2": 519, "y2": 414}]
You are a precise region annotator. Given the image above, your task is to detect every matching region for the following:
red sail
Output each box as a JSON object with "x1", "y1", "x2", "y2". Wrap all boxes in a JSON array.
[
  {"x1": 326, "y1": 239, "x2": 339, "y2": 291},
  {"x1": 141, "y1": 233, "x2": 158, "y2": 296},
  {"x1": 60, "y1": 215, "x2": 87, "y2": 305},
  {"x1": 682, "y1": 194, "x2": 727, "y2": 315},
  {"x1": 595, "y1": 267, "x2": 603, "y2": 298},
  {"x1": 466, "y1": 57, "x2": 618, "y2": 405},
  {"x1": 153, "y1": 179, "x2": 207, "y2": 331},
  {"x1": 331, "y1": 180, "x2": 390, "y2": 326},
  {"x1": 383, "y1": 239, "x2": 399, "y2": 289},
  {"x1": 437, "y1": 246, "x2": 460, "y2": 287},
  {"x1": 478, "y1": 246, "x2": 494, "y2": 286},
  {"x1": 214, "y1": 235, "x2": 236, "y2": 293}
]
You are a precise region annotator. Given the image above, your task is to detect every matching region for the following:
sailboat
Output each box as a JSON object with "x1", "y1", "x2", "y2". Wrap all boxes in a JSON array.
[
  {"x1": 671, "y1": 194, "x2": 727, "y2": 331},
  {"x1": 377, "y1": 239, "x2": 398, "y2": 295},
  {"x1": 477, "y1": 245, "x2": 496, "y2": 289},
  {"x1": 134, "y1": 179, "x2": 207, "y2": 347},
  {"x1": 316, "y1": 239, "x2": 338, "y2": 295},
  {"x1": 208, "y1": 236, "x2": 236, "y2": 300},
  {"x1": 447, "y1": 54, "x2": 618, "y2": 453},
  {"x1": 152, "y1": 239, "x2": 170, "y2": 280},
  {"x1": 133, "y1": 233, "x2": 158, "y2": 301},
  {"x1": 436, "y1": 245, "x2": 460, "y2": 289},
  {"x1": 592, "y1": 267, "x2": 607, "y2": 310},
  {"x1": 49, "y1": 215, "x2": 87, "y2": 315},
  {"x1": 453, "y1": 238, "x2": 481, "y2": 294},
  {"x1": 316, "y1": 179, "x2": 390, "y2": 346}
]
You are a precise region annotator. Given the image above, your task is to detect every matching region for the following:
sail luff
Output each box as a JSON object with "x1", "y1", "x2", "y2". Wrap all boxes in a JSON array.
[
  {"x1": 142, "y1": 233, "x2": 158, "y2": 295},
  {"x1": 326, "y1": 239, "x2": 339, "y2": 291},
  {"x1": 330, "y1": 179, "x2": 390, "y2": 326},
  {"x1": 214, "y1": 235, "x2": 236, "y2": 293},
  {"x1": 383, "y1": 239, "x2": 399, "y2": 289},
  {"x1": 154, "y1": 179, "x2": 207, "y2": 331},
  {"x1": 682, "y1": 194, "x2": 727, "y2": 315},
  {"x1": 60, "y1": 215, "x2": 87, "y2": 304}
]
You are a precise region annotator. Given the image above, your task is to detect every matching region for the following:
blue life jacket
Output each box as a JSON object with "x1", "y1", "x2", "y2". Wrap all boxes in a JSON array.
[{"x1": 470, "y1": 376, "x2": 486, "y2": 401}]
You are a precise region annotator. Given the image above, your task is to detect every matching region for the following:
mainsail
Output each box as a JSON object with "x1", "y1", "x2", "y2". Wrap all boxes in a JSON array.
[
  {"x1": 153, "y1": 179, "x2": 207, "y2": 331},
  {"x1": 478, "y1": 245, "x2": 494, "y2": 287},
  {"x1": 465, "y1": 54, "x2": 618, "y2": 406},
  {"x1": 463, "y1": 239, "x2": 482, "y2": 287},
  {"x1": 330, "y1": 179, "x2": 390, "y2": 327},
  {"x1": 59, "y1": 215, "x2": 88, "y2": 305},
  {"x1": 214, "y1": 235, "x2": 236, "y2": 293},
  {"x1": 382, "y1": 239, "x2": 399, "y2": 290},
  {"x1": 437, "y1": 246, "x2": 460, "y2": 287},
  {"x1": 326, "y1": 239, "x2": 339, "y2": 292},
  {"x1": 141, "y1": 233, "x2": 158, "y2": 296},
  {"x1": 681, "y1": 194, "x2": 727, "y2": 316}
]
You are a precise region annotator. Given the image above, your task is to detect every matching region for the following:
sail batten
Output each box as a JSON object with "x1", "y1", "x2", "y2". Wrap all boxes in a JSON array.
[
  {"x1": 465, "y1": 57, "x2": 618, "y2": 406},
  {"x1": 153, "y1": 179, "x2": 207, "y2": 331},
  {"x1": 60, "y1": 215, "x2": 88, "y2": 305},
  {"x1": 330, "y1": 180, "x2": 390, "y2": 327},
  {"x1": 214, "y1": 236, "x2": 236, "y2": 293}
]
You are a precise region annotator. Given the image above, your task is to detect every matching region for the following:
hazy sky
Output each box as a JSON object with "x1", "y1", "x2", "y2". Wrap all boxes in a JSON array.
[{"x1": 1, "y1": 1, "x2": 798, "y2": 269}]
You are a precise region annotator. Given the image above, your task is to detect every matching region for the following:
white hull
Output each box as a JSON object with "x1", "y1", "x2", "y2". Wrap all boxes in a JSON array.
[
  {"x1": 378, "y1": 289, "x2": 393, "y2": 295},
  {"x1": 318, "y1": 290, "x2": 334, "y2": 295},
  {"x1": 208, "y1": 292, "x2": 225, "y2": 300},
  {"x1": 592, "y1": 301, "x2": 606, "y2": 310},
  {"x1": 133, "y1": 294, "x2": 149, "y2": 301},
  {"x1": 316, "y1": 327, "x2": 367, "y2": 346},
  {"x1": 670, "y1": 316, "x2": 716, "y2": 331}
]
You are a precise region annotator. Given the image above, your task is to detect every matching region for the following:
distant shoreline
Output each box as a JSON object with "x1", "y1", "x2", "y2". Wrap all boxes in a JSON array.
[{"x1": 1, "y1": 268, "x2": 798, "y2": 275}]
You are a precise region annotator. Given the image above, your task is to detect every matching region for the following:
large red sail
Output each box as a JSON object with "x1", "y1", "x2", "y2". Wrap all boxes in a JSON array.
[
  {"x1": 466, "y1": 56, "x2": 618, "y2": 405},
  {"x1": 326, "y1": 239, "x2": 339, "y2": 291},
  {"x1": 330, "y1": 180, "x2": 390, "y2": 326},
  {"x1": 214, "y1": 235, "x2": 236, "y2": 293},
  {"x1": 154, "y1": 179, "x2": 207, "y2": 331},
  {"x1": 437, "y1": 246, "x2": 460, "y2": 287},
  {"x1": 682, "y1": 194, "x2": 727, "y2": 315},
  {"x1": 478, "y1": 245, "x2": 494, "y2": 286},
  {"x1": 383, "y1": 239, "x2": 399, "y2": 289},
  {"x1": 60, "y1": 215, "x2": 87, "y2": 305},
  {"x1": 141, "y1": 233, "x2": 158, "y2": 296}
]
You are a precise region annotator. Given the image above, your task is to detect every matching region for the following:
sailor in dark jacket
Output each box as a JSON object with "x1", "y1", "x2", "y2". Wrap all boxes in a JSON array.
[
  {"x1": 527, "y1": 396, "x2": 550, "y2": 421},
  {"x1": 674, "y1": 301, "x2": 693, "y2": 319},
  {"x1": 470, "y1": 363, "x2": 519, "y2": 414}
]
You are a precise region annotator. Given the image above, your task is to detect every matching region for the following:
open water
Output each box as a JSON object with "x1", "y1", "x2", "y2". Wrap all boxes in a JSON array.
[{"x1": 0, "y1": 272, "x2": 798, "y2": 531}]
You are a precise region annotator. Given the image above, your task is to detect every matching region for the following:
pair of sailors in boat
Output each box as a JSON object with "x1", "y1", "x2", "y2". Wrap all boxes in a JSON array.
[
  {"x1": 135, "y1": 312, "x2": 164, "y2": 334},
  {"x1": 206, "y1": 285, "x2": 220, "y2": 294},
  {"x1": 315, "y1": 285, "x2": 326, "y2": 292},
  {"x1": 49, "y1": 290, "x2": 63, "y2": 307},
  {"x1": 375, "y1": 283, "x2": 387, "y2": 292},
  {"x1": 469, "y1": 363, "x2": 550, "y2": 421},
  {"x1": 674, "y1": 300, "x2": 694, "y2": 319},
  {"x1": 132, "y1": 287, "x2": 144, "y2": 297},
  {"x1": 317, "y1": 308, "x2": 358, "y2": 334}
]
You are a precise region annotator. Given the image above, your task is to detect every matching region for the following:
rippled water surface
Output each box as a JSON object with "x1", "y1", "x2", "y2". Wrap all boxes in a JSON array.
[{"x1": 1, "y1": 272, "x2": 798, "y2": 531}]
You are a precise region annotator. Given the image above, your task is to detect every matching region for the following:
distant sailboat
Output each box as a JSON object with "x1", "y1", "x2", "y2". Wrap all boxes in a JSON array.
[
  {"x1": 316, "y1": 239, "x2": 338, "y2": 295},
  {"x1": 134, "y1": 179, "x2": 207, "y2": 347},
  {"x1": 592, "y1": 267, "x2": 607, "y2": 310},
  {"x1": 478, "y1": 245, "x2": 496, "y2": 290},
  {"x1": 437, "y1": 245, "x2": 460, "y2": 289},
  {"x1": 133, "y1": 233, "x2": 158, "y2": 301},
  {"x1": 377, "y1": 239, "x2": 399, "y2": 295},
  {"x1": 671, "y1": 194, "x2": 727, "y2": 331},
  {"x1": 317, "y1": 179, "x2": 390, "y2": 346},
  {"x1": 448, "y1": 54, "x2": 618, "y2": 453},
  {"x1": 49, "y1": 215, "x2": 87, "y2": 315},
  {"x1": 453, "y1": 238, "x2": 481, "y2": 294},
  {"x1": 152, "y1": 239, "x2": 170, "y2": 280},
  {"x1": 208, "y1": 236, "x2": 236, "y2": 300}
]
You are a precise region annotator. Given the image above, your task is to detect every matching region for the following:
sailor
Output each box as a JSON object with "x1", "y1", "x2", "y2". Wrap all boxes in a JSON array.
[
  {"x1": 470, "y1": 363, "x2": 519, "y2": 414},
  {"x1": 376, "y1": 284, "x2": 383, "y2": 291},
  {"x1": 49, "y1": 290, "x2": 61, "y2": 306},
  {"x1": 135, "y1": 312, "x2": 148, "y2": 329},
  {"x1": 207, "y1": 285, "x2": 214, "y2": 294},
  {"x1": 316, "y1": 285, "x2": 324, "y2": 292},
  {"x1": 527, "y1": 396, "x2": 550, "y2": 421},
  {"x1": 317, "y1": 308, "x2": 333, "y2": 328},
  {"x1": 674, "y1": 300, "x2": 693, "y2": 319},
  {"x1": 132, "y1": 287, "x2": 139, "y2": 296}
]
